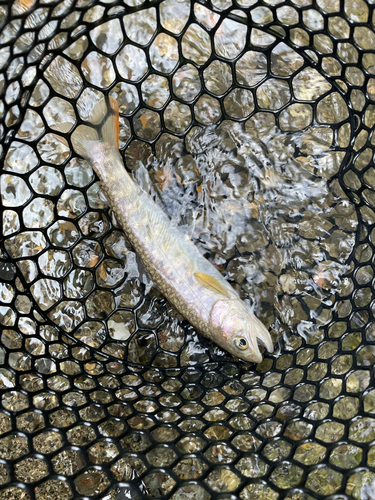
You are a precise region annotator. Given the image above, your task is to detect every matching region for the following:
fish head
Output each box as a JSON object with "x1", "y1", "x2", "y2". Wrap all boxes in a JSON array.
[{"x1": 210, "y1": 299, "x2": 273, "y2": 363}]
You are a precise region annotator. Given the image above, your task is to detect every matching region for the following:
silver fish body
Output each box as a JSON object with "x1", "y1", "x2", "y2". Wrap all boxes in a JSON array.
[{"x1": 71, "y1": 98, "x2": 273, "y2": 362}]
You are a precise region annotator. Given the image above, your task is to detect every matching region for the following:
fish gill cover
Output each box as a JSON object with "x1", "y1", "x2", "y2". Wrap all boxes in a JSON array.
[{"x1": 0, "y1": 0, "x2": 374, "y2": 498}]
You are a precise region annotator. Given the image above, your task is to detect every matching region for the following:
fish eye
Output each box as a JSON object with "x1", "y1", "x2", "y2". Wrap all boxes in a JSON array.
[{"x1": 234, "y1": 337, "x2": 248, "y2": 350}]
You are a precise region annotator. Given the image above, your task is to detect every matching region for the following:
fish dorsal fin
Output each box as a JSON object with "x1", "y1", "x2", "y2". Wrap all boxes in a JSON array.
[{"x1": 194, "y1": 272, "x2": 230, "y2": 298}]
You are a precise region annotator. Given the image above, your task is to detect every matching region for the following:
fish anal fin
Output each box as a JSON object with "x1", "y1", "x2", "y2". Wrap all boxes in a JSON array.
[{"x1": 194, "y1": 272, "x2": 230, "y2": 298}]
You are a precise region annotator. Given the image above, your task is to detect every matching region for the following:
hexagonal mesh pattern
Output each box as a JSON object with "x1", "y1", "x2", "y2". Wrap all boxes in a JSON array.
[{"x1": 1, "y1": 0, "x2": 375, "y2": 498}]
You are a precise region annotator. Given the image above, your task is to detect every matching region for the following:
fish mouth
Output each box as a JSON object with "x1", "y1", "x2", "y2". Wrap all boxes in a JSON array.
[
  {"x1": 252, "y1": 315, "x2": 274, "y2": 353},
  {"x1": 248, "y1": 344, "x2": 263, "y2": 364},
  {"x1": 244, "y1": 314, "x2": 274, "y2": 363}
]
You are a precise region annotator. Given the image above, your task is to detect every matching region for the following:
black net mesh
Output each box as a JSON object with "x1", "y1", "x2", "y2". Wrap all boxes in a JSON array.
[{"x1": 1, "y1": 0, "x2": 375, "y2": 498}]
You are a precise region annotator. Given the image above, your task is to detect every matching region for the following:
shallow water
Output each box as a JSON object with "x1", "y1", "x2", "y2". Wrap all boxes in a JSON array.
[
  {"x1": 3, "y1": 52, "x2": 358, "y2": 363},
  {"x1": 149, "y1": 121, "x2": 357, "y2": 348},
  {"x1": 1, "y1": 0, "x2": 374, "y2": 498}
]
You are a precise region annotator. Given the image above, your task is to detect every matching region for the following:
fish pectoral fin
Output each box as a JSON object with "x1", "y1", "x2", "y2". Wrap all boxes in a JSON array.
[
  {"x1": 146, "y1": 223, "x2": 153, "y2": 238},
  {"x1": 194, "y1": 272, "x2": 231, "y2": 298}
]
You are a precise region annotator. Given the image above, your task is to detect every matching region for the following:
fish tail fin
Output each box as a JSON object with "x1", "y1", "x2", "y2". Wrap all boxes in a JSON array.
[{"x1": 71, "y1": 97, "x2": 119, "y2": 160}]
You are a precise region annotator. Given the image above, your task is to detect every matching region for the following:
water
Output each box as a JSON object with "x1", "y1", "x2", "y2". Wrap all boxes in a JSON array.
[
  {"x1": 147, "y1": 120, "x2": 357, "y2": 352},
  {"x1": 0, "y1": 1, "x2": 371, "y2": 497},
  {"x1": 2, "y1": 16, "x2": 359, "y2": 363}
]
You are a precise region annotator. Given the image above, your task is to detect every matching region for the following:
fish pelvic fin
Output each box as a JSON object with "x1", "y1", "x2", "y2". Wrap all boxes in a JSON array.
[{"x1": 71, "y1": 97, "x2": 120, "y2": 161}]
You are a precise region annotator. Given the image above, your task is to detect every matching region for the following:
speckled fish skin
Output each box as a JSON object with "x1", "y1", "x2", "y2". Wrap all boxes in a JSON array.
[{"x1": 71, "y1": 98, "x2": 273, "y2": 363}]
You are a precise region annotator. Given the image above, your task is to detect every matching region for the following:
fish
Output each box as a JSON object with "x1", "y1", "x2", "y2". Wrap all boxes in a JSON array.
[{"x1": 69, "y1": 97, "x2": 273, "y2": 363}]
